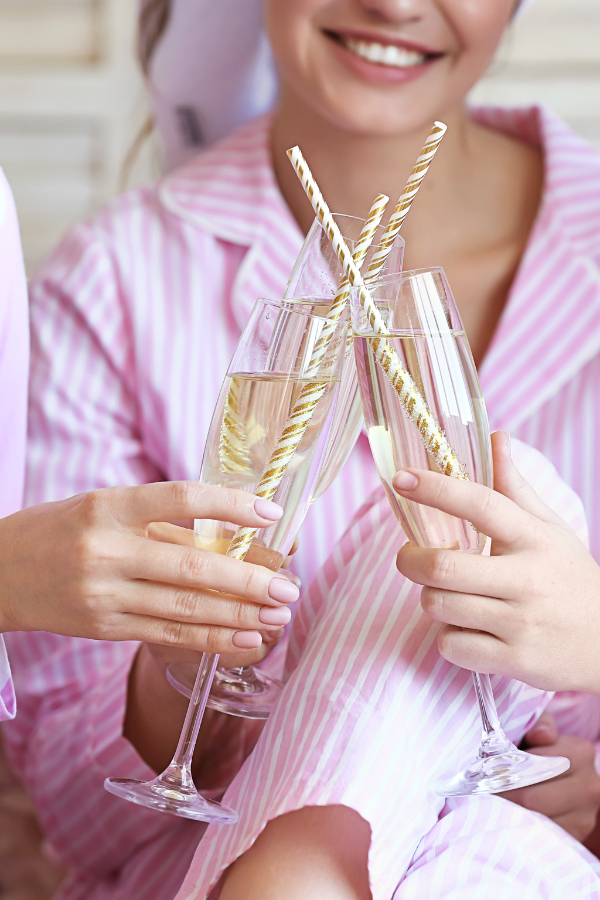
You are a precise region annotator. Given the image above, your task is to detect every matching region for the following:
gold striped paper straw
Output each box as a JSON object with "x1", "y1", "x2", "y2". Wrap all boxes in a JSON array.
[
  {"x1": 218, "y1": 376, "x2": 252, "y2": 473},
  {"x1": 340, "y1": 121, "x2": 446, "y2": 359},
  {"x1": 226, "y1": 197, "x2": 389, "y2": 560},
  {"x1": 365, "y1": 121, "x2": 447, "y2": 285},
  {"x1": 227, "y1": 136, "x2": 464, "y2": 560},
  {"x1": 218, "y1": 197, "x2": 387, "y2": 476},
  {"x1": 304, "y1": 192, "x2": 389, "y2": 377},
  {"x1": 285, "y1": 144, "x2": 466, "y2": 482}
]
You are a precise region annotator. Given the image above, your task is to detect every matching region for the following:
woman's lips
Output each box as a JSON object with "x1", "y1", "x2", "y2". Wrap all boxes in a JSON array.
[{"x1": 325, "y1": 31, "x2": 442, "y2": 85}]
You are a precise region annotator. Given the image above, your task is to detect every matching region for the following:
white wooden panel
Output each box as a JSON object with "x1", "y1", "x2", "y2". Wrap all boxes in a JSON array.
[
  {"x1": 0, "y1": 118, "x2": 102, "y2": 269},
  {"x1": 0, "y1": 0, "x2": 152, "y2": 272},
  {"x1": 471, "y1": 0, "x2": 600, "y2": 151},
  {"x1": 0, "y1": 0, "x2": 100, "y2": 64}
]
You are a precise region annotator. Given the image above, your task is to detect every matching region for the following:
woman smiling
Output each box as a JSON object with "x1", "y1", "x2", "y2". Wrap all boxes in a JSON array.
[{"x1": 5, "y1": 0, "x2": 600, "y2": 898}]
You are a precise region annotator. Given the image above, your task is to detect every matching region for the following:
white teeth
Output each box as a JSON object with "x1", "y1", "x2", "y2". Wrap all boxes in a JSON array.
[{"x1": 344, "y1": 38, "x2": 426, "y2": 68}]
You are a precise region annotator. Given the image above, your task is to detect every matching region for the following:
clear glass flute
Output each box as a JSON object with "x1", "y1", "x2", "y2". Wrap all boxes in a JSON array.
[
  {"x1": 287, "y1": 213, "x2": 404, "y2": 500},
  {"x1": 168, "y1": 214, "x2": 404, "y2": 717},
  {"x1": 105, "y1": 298, "x2": 346, "y2": 820},
  {"x1": 351, "y1": 268, "x2": 570, "y2": 796}
]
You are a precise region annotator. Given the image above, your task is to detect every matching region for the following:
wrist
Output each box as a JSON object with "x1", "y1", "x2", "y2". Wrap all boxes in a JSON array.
[{"x1": 0, "y1": 513, "x2": 21, "y2": 633}]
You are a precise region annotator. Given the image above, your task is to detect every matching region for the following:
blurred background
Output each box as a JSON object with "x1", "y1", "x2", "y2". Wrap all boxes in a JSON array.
[
  {"x1": 0, "y1": 1, "x2": 599, "y2": 898},
  {"x1": 0, "y1": 0, "x2": 599, "y2": 275}
]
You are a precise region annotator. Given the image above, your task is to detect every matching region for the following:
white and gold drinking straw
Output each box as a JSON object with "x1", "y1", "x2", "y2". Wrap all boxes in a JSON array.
[
  {"x1": 225, "y1": 195, "x2": 389, "y2": 560},
  {"x1": 218, "y1": 196, "x2": 388, "y2": 474},
  {"x1": 283, "y1": 142, "x2": 465, "y2": 476},
  {"x1": 364, "y1": 121, "x2": 447, "y2": 285},
  {"x1": 339, "y1": 121, "x2": 447, "y2": 358},
  {"x1": 226, "y1": 132, "x2": 464, "y2": 560},
  {"x1": 219, "y1": 377, "x2": 251, "y2": 474},
  {"x1": 304, "y1": 192, "x2": 389, "y2": 377}
]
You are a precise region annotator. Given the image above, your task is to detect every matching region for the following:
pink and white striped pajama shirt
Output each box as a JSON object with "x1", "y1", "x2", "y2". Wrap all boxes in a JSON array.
[{"x1": 4, "y1": 105, "x2": 600, "y2": 898}]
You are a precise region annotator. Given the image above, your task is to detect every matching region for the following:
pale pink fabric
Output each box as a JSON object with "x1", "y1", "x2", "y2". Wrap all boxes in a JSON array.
[
  {"x1": 3, "y1": 105, "x2": 600, "y2": 898},
  {"x1": 0, "y1": 169, "x2": 28, "y2": 722},
  {"x1": 178, "y1": 441, "x2": 600, "y2": 900}
]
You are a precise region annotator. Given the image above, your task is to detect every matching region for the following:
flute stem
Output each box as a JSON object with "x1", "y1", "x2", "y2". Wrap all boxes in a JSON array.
[
  {"x1": 158, "y1": 652, "x2": 219, "y2": 791},
  {"x1": 471, "y1": 672, "x2": 512, "y2": 758}
]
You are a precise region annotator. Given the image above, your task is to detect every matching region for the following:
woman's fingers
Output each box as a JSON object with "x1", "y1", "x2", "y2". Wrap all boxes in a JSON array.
[
  {"x1": 491, "y1": 432, "x2": 564, "y2": 527},
  {"x1": 435, "y1": 624, "x2": 510, "y2": 673},
  {"x1": 147, "y1": 521, "x2": 196, "y2": 546},
  {"x1": 127, "y1": 534, "x2": 300, "y2": 604},
  {"x1": 119, "y1": 614, "x2": 264, "y2": 654},
  {"x1": 122, "y1": 581, "x2": 293, "y2": 632},
  {"x1": 397, "y1": 542, "x2": 517, "y2": 600},
  {"x1": 393, "y1": 467, "x2": 533, "y2": 547},
  {"x1": 420, "y1": 585, "x2": 513, "y2": 636},
  {"x1": 522, "y1": 711, "x2": 558, "y2": 747},
  {"x1": 90, "y1": 480, "x2": 283, "y2": 530}
]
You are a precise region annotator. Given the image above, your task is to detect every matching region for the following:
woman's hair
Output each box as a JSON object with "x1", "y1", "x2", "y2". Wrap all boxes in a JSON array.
[{"x1": 138, "y1": 0, "x2": 173, "y2": 74}]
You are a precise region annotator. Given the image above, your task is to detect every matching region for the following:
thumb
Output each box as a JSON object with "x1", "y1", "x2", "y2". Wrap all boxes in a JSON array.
[
  {"x1": 524, "y1": 711, "x2": 558, "y2": 747},
  {"x1": 491, "y1": 432, "x2": 562, "y2": 526}
]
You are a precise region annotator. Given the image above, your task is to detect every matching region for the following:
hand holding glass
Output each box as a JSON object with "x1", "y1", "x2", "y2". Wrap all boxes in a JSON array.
[
  {"x1": 351, "y1": 268, "x2": 570, "y2": 796},
  {"x1": 105, "y1": 298, "x2": 346, "y2": 821}
]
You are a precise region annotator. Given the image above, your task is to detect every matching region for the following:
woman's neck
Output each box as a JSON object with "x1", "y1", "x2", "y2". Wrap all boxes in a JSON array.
[
  {"x1": 270, "y1": 86, "x2": 544, "y2": 367},
  {"x1": 270, "y1": 88, "x2": 475, "y2": 238}
]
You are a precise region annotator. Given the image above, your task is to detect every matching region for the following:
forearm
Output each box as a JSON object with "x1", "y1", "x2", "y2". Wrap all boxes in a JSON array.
[{"x1": 124, "y1": 645, "x2": 264, "y2": 789}]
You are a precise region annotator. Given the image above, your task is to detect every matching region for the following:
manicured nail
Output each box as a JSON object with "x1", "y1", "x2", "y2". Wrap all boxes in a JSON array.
[
  {"x1": 259, "y1": 606, "x2": 292, "y2": 626},
  {"x1": 394, "y1": 470, "x2": 419, "y2": 491},
  {"x1": 505, "y1": 433, "x2": 511, "y2": 456},
  {"x1": 254, "y1": 498, "x2": 284, "y2": 521},
  {"x1": 232, "y1": 631, "x2": 263, "y2": 649},
  {"x1": 268, "y1": 577, "x2": 300, "y2": 604}
]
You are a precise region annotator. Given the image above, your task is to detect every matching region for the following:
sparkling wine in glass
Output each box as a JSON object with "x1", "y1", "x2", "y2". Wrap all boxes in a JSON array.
[
  {"x1": 105, "y1": 298, "x2": 346, "y2": 820},
  {"x1": 351, "y1": 267, "x2": 569, "y2": 796},
  {"x1": 168, "y1": 214, "x2": 404, "y2": 716},
  {"x1": 286, "y1": 213, "x2": 404, "y2": 500}
]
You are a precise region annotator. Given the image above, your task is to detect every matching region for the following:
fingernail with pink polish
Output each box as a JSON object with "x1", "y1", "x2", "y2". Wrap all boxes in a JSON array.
[
  {"x1": 232, "y1": 631, "x2": 263, "y2": 649},
  {"x1": 268, "y1": 577, "x2": 300, "y2": 604},
  {"x1": 394, "y1": 471, "x2": 419, "y2": 491},
  {"x1": 259, "y1": 606, "x2": 292, "y2": 626},
  {"x1": 254, "y1": 499, "x2": 284, "y2": 521}
]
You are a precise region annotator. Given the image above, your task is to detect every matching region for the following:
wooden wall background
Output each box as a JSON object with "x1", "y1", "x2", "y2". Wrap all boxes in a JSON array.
[
  {"x1": 0, "y1": 0, "x2": 150, "y2": 272},
  {"x1": 0, "y1": 0, "x2": 598, "y2": 271}
]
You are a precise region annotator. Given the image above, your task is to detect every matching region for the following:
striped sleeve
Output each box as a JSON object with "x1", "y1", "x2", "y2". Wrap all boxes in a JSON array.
[
  {"x1": 3, "y1": 219, "x2": 184, "y2": 875},
  {"x1": 26, "y1": 217, "x2": 162, "y2": 507},
  {"x1": 1, "y1": 631, "x2": 186, "y2": 877}
]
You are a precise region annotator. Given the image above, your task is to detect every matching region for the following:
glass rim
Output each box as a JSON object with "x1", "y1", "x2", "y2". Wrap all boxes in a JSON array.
[
  {"x1": 255, "y1": 296, "x2": 348, "y2": 327},
  {"x1": 310, "y1": 211, "x2": 406, "y2": 246},
  {"x1": 366, "y1": 265, "x2": 445, "y2": 288}
]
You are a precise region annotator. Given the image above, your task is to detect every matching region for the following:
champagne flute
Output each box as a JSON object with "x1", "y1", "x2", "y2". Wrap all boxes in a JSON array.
[
  {"x1": 287, "y1": 214, "x2": 404, "y2": 501},
  {"x1": 105, "y1": 298, "x2": 346, "y2": 820},
  {"x1": 351, "y1": 268, "x2": 570, "y2": 796},
  {"x1": 168, "y1": 214, "x2": 404, "y2": 716}
]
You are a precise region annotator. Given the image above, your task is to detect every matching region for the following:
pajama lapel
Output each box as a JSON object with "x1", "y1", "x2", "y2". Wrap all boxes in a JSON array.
[
  {"x1": 158, "y1": 114, "x2": 304, "y2": 332},
  {"x1": 479, "y1": 106, "x2": 600, "y2": 432}
]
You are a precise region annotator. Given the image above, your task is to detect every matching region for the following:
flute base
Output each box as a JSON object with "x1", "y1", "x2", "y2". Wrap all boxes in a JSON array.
[
  {"x1": 104, "y1": 775, "x2": 238, "y2": 824},
  {"x1": 168, "y1": 663, "x2": 283, "y2": 720},
  {"x1": 434, "y1": 746, "x2": 570, "y2": 797}
]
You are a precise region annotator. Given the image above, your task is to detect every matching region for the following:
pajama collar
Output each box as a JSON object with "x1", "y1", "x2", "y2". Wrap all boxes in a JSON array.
[{"x1": 159, "y1": 105, "x2": 600, "y2": 432}]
